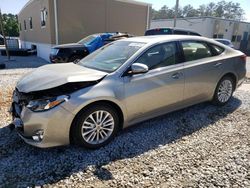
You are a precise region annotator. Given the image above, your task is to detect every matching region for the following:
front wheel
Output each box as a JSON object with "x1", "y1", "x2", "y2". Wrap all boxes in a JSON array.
[
  {"x1": 212, "y1": 76, "x2": 235, "y2": 106},
  {"x1": 71, "y1": 104, "x2": 119, "y2": 149}
]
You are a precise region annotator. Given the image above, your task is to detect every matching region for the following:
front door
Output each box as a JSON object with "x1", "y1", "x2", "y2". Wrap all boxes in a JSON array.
[{"x1": 123, "y1": 42, "x2": 184, "y2": 123}]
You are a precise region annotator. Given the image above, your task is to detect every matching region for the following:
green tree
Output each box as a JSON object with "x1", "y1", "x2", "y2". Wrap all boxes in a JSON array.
[
  {"x1": 182, "y1": 5, "x2": 198, "y2": 17},
  {"x1": 152, "y1": 1, "x2": 245, "y2": 21},
  {"x1": 0, "y1": 13, "x2": 19, "y2": 37}
]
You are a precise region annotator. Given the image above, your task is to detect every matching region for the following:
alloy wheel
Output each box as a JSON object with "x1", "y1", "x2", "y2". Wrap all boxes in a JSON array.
[
  {"x1": 81, "y1": 110, "x2": 115, "y2": 145},
  {"x1": 217, "y1": 79, "x2": 233, "y2": 103}
]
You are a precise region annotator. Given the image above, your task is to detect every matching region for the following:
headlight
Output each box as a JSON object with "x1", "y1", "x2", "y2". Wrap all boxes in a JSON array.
[
  {"x1": 51, "y1": 48, "x2": 59, "y2": 55},
  {"x1": 27, "y1": 95, "x2": 69, "y2": 112}
]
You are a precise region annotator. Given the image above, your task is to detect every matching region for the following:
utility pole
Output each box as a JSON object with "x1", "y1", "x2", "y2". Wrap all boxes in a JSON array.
[
  {"x1": 0, "y1": 8, "x2": 10, "y2": 61},
  {"x1": 173, "y1": 0, "x2": 179, "y2": 27}
]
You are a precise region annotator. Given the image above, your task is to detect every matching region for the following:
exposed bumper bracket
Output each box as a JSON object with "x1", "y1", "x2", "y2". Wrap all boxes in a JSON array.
[{"x1": 8, "y1": 118, "x2": 23, "y2": 131}]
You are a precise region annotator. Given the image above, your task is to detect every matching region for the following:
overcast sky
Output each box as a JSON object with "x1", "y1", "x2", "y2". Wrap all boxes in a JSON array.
[{"x1": 0, "y1": 0, "x2": 250, "y2": 21}]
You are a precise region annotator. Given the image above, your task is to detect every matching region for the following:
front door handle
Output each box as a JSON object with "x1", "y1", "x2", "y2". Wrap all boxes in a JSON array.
[
  {"x1": 172, "y1": 72, "x2": 181, "y2": 79},
  {"x1": 214, "y1": 62, "x2": 222, "y2": 67}
]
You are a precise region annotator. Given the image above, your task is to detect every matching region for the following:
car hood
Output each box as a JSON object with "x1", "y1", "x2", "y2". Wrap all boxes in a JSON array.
[
  {"x1": 52, "y1": 43, "x2": 84, "y2": 49},
  {"x1": 16, "y1": 63, "x2": 108, "y2": 93}
]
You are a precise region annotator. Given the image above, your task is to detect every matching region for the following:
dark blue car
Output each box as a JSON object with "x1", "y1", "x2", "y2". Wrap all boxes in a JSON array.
[{"x1": 50, "y1": 32, "x2": 133, "y2": 63}]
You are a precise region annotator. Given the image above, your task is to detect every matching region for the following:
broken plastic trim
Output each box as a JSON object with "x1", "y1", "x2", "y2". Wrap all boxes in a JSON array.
[{"x1": 11, "y1": 77, "x2": 105, "y2": 116}]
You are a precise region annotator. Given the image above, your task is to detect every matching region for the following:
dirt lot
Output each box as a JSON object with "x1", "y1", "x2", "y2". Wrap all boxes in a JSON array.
[{"x1": 0, "y1": 56, "x2": 250, "y2": 187}]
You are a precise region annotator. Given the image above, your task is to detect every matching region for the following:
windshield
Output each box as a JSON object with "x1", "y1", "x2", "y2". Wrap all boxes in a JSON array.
[
  {"x1": 78, "y1": 41, "x2": 145, "y2": 72},
  {"x1": 78, "y1": 35, "x2": 97, "y2": 45}
]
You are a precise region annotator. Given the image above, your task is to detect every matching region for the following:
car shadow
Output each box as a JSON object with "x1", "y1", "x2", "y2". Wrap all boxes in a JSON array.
[{"x1": 0, "y1": 97, "x2": 242, "y2": 186}]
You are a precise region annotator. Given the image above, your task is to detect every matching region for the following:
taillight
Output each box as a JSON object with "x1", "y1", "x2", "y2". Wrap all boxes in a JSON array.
[{"x1": 240, "y1": 54, "x2": 247, "y2": 62}]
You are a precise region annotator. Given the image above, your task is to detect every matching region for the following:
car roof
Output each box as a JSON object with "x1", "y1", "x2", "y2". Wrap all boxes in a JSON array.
[{"x1": 120, "y1": 35, "x2": 216, "y2": 44}]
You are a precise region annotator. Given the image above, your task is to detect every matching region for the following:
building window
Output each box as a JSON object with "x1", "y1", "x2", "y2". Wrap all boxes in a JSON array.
[
  {"x1": 29, "y1": 17, "x2": 33, "y2": 30},
  {"x1": 41, "y1": 8, "x2": 47, "y2": 27},
  {"x1": 237, "y1": 35, "x2": 242, "y2": 42},
  {"x1": 232, "y1": 35, "x2": 236, "y2": 42},
  {"x1": 19, "y1": 23, "x2": 22, "y2": 31},
  {"x1": 24, "y1": 20, "x2": 26, "y2": 30},
  {"x1": 213, "y1": 34, "x2": 224, "y2": 39},
  {"x1": 217, "y1": 34, "x2": 224, "y2": 38}
]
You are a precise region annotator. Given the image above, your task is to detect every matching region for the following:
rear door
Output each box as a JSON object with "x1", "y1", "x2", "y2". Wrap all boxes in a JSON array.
[
  {"x1": 123, "y1": 42, "x2": 185, "y2": 122},
  {"x1": 179, "y1": 40, "x2": 224, "y2": 104}
]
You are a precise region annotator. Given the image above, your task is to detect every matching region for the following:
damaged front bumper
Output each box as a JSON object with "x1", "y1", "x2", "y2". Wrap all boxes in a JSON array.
[{"x1": 9, "y1": 101, "x2": 75, "y2": 148}]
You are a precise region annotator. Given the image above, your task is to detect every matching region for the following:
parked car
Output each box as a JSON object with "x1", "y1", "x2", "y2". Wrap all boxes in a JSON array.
[
  {"x1": 0, "y1": 34, "x2": 4, "y2": 45},
  {"x1": 145, "y1": 27, "x2": 201, "y2": 36},
  {"x1": 50, "y1": 32, "x2": 133, "y2": 63},
  {"x1": 9, "y1": 35, "x2": 246, "y2": 149},
  {"x1": 214, "y1": 39, "x2": 235, "y2": 48}
]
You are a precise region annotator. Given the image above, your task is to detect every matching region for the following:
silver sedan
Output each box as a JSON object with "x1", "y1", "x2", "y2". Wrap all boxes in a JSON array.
[{"x1": 9, "y1": 35, "x2": 246, "y2": 148}]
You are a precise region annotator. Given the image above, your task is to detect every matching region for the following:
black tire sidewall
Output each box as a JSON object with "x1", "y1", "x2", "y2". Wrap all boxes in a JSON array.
[
  {"x1": 213, "y1": 76, "x2": 234, "y2": 106},
  {"x1": 72, "y1": 104, "x2": 119, "y2": 149}
]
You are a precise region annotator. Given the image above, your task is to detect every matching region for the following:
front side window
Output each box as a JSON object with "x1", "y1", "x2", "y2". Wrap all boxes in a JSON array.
[
  {"x1": 181, "y1": 41, "x2": 212, "y2": 62},
  {"x1": 78, "y1": 41, "x2": 145, "y2": 73},
  {"x1": 41, "y1": 8, "x2": 47, "y2": 27},
  {"x1": 136, "y1": 42, "x2": 178, "y2": 70}
]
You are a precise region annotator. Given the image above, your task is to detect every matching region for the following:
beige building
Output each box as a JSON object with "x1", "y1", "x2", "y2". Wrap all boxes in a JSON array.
[
  {"x1": 18, "y1": 0, "x2": 151, "y2": 61},
  {"x1": 151, "y1": 17, "x2": 250, "y2": 53}
]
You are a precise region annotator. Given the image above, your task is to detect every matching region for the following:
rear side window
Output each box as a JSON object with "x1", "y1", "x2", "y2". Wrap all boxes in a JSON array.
[
  {"x1": 136, "y1": 42, "x2": 178, "y2": 69},
  {"x1": 189, "y1": 32, "x2": 201, "y2": 36},
  {"x1": 210, "y1": 44, "x2": 225, "y2": 55},
  {"x1": 173, "y1": 30, "x2": 188, "y2": 35},
  {"x1": 145, "y1": 29, "x2": 172, "y2": 36},
  {"x1": 181, "y1": 41, "x2": 212, "y2": 62}
]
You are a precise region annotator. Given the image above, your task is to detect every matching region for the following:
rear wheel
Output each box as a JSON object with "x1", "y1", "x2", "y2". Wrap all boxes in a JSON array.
[
  {"x1": 212, "y1": 76, "x2": 235, "y2": 106},
  {"x1": 71, "y1": 104, "x2": 119, "y2": 149}
]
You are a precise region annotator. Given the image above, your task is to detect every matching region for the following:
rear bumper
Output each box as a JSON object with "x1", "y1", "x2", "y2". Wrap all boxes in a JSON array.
[{"x1": 10, "y1": 104, "x2": 75, "y2": 148}]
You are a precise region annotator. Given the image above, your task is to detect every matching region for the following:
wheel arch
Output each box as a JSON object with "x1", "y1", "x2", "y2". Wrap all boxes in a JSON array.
[
  {"x1": 69, "y1": 100, "x2": 124, "y2": 144},
  {"x1": 212, "y1": 72, "x2": 237, "y2": 99},
  {"x1": 219, "y1": 72, "x2": 237, "y2": 90}
]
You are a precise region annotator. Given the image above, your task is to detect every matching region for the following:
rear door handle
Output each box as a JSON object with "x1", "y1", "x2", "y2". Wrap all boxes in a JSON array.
[
  {"x1": 214, "y1": 62, "x2": 222, "y2": 67},
  {"x1": 172, "y1": 72, "x2": 181, "y2": 79}
]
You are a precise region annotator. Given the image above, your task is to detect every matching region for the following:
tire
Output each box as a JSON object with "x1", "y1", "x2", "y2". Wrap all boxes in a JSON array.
[
  {"x1": 71, "y1": 103, "x2": 119, "y2": 149},
  {"x1": 212, "y1": 76, "x2": 235, "y2": 106},
  {"x1": 69, "y1": 55, "x2": 82, "y2": 63}
]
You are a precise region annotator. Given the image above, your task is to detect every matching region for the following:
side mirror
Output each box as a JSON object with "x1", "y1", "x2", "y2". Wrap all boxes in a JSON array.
[{"x1": 130, "y1": 63, "x2": 149, "y2": 75}]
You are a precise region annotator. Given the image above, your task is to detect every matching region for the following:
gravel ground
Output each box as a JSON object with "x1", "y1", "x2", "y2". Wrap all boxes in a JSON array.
[
  {"x1": 0, "y1": 55, "x2": 48, "y2": 69},
  {"x1": 0, "y1": 61, "x2": 250, "y2": 187}
]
